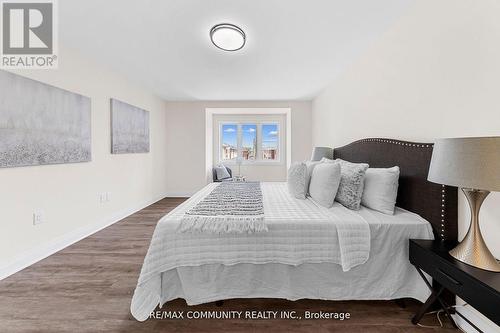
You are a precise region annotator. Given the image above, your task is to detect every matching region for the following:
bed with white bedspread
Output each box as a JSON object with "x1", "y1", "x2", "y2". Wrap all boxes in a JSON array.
[{"x1": 131, "y1": 182, "x2": 434, "y2": 321}]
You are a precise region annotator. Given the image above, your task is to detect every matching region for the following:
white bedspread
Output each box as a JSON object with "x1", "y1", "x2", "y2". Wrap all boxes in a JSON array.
[
  {"x1": 131, "y1": 182, "x2": 370, "y2": 321},
  {"x1": 134, "y1": 206, "x2": 434, "y2": 321}
]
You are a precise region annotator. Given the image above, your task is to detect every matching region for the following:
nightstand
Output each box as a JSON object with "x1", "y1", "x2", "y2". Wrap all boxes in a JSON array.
[
  {"x1": 409, "y1": 239, "x2": 500, "y2": 331},
  {"x1": 233, "y1": 175, "x2": 246, "y2": 182}
]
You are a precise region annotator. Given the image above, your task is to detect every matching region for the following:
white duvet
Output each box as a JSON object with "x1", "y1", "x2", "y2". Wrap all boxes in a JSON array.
[{"x1": 131, "y1": 182, "x2": 372, "y2": 321}]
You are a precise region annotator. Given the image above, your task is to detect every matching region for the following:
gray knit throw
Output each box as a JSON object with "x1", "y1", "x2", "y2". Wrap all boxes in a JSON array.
[{"x1": 178, "y1": 181, "x2": 266, "y2": 234}]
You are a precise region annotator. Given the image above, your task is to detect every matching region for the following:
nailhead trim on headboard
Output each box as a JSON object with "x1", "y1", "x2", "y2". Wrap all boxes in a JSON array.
[
  {"x1": 333, "y1": 138, "x2": 457, "y2": 242},
  {"x1": 358, "y1": 138, "x2": 433, "y2": 149}
]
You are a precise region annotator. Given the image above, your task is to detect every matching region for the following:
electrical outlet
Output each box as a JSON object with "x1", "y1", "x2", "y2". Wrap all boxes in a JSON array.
[
  {"x1": 99, "y1": 192, "x2": 111, "y2": 203},
  {"x1": 33, "y1": 211, "x2": 45, "y2": 225}
]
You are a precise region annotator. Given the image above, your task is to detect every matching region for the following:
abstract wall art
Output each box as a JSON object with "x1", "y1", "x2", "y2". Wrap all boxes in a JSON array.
[
  {"x1": 0, "y1": 70, "x2": 91, "y2": 168},
  {"x1": 110, "y1": 98, "x2": 150, "y2": 154}
]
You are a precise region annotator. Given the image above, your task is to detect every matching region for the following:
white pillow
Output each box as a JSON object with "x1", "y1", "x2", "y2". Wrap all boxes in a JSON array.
[
  {"x1": 309, "y1": 163, "x2": 341, "y2": 208},
  {"x1": 304, "y1": 160, "x2": 321, "y2": 194},
  {"x1": 215, "y1": 164, "x2": 231, "y2": 180},
  {"x1": 361, "y1": 166, "x2": 400, "y2": 215},
  {"x1": 287, "y1": 162, "x2": 308, "y2": 199}
]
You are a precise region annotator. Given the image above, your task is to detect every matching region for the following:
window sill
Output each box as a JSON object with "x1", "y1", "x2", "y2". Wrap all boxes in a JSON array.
[{"x1": 219, "y1": 161, "x2": 284, "y2": 167}]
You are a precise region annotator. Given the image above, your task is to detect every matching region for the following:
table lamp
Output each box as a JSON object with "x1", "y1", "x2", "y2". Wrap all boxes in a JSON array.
[
  {"x1": 311, "y1": 147, "x2": 333, "y2": 161},
  {"x1": 428, "y1": 137, "x2": 500, "y2": 272}
]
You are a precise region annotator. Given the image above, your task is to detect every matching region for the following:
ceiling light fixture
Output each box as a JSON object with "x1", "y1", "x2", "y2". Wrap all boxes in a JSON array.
[{"x1": 210, "y1": 23, "x2": 246, "y2": 51}]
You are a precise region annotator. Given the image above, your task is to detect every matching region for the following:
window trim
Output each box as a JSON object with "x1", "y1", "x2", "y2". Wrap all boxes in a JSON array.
[
  {"x1": 218, "y1": 120, "x2": 282, "y2": 165},
  {"x1": 206, "y1": 108, "x2": 291, "y2": 184}
]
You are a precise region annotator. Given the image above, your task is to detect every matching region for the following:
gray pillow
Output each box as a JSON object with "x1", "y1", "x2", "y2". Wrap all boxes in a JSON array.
[
  {"x1": 361, "y1": 166, "x2": 400, "y2": 215},
  {"x1": 309, "y1": 163, "x2": 341, "y2": 208},
  {"x1": 334, "y1": 159, "x2": 369, "y2": 210},
  {"x1": 215, "y1": 164, "x2": 231, "y2": 180},
  {"x1": 287, "y1": 162, "x2": 308, "y2": 199}
]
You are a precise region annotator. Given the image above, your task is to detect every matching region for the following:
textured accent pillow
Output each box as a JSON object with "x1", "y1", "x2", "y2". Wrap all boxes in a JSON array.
[
  {"x1": 304, "y1": 160, "x2": 321, "y2": 194},
  {"x1": 215, "y1": 164, "x2": 231, "y2": 180},
  {"x1": 334, "y1": 159, "x2": 369, "y2": 210},
  {"x1": 287, "y1": 162, "x2": 308, "y2": 199},
  {"x1": 309, "y1": 163, "x2": 341, "y2": 208},
  {"x1": 362, "y1": 166, "x2": 400, "y2": 215}
]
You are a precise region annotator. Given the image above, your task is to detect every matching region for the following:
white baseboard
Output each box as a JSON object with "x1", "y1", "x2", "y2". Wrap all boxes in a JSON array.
[
  {"x1": 453, "y1": 305, "x2": 499, "y2": 333},
  {"x1": 0, "y1": 192, "x2": 169, "y2": 281}
]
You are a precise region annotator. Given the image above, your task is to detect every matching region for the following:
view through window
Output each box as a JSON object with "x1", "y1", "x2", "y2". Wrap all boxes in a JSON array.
[
  {"x1": 221, "y1": 124, "x2": 238, "y2": 160},
  {"x1": 262, "y1": 124, "x2": 278, "y2": 160},
  {"x1": 241, "y1": 124, "x2": 257, "y2": 160},
  {"x1": 221, "y1": 123, "x2": 279, "y2": 162}
]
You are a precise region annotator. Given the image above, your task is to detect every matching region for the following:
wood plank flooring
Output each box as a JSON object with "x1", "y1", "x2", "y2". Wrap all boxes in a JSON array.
[{"x1": 0, "y1": 198, "x2": 457, "y2": 332}]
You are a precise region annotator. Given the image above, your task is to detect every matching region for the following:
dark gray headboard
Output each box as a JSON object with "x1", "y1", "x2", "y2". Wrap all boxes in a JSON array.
[{"x1": 333, "y1": 138, "x2": 458, "y2": 242}]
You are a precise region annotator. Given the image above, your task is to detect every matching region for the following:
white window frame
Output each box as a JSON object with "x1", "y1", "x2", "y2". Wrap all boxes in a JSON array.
[
  {"x1": 218, "y1": 120, "x2": 282, "y2": 165},
  {"x1": 205, "y1": 108, "x2": 291, "y2": 184}
]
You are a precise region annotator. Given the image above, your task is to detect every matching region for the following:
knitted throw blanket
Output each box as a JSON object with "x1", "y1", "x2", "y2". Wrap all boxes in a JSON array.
[{"x1": 178, "y1": 181, "x2": 266, "y2": 234}]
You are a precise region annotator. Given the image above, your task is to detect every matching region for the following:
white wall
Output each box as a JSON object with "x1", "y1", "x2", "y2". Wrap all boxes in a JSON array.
[
  {"x1": 165, "y1": 101, "x2": 312, "y2": 195},
  {"x1": 312, "y1": 0, "x2": 500, "y2": 256},
  {"x1": 312, "y1": 1, "x2": 499, "y2": 329},
  {"x1": 0, "y1": 46, "x2": 169, "y2": 274}
]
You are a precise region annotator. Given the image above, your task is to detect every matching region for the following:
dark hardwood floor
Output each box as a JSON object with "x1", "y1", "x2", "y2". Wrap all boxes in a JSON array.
[{"x1": 0, "y1": 198, "x2": 456, "y2": 332}]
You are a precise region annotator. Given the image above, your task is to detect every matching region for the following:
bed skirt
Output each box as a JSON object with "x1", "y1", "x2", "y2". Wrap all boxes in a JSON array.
[{"x1": 131, "y1": 261, "x2": 430, "y2": 321}]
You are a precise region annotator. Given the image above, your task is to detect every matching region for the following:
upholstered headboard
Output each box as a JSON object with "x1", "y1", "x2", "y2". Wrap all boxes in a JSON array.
[{"x1": 333, "y1": 138, "x2": 458, "y2": 242}]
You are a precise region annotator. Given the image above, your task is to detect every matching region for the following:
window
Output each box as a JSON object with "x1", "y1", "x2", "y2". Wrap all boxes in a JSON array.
[
  {"x1": 221, "y1": 124, "x2": 238, "y2": 160},
  {"x1": 220, "y1": 122, "x2": 280, "y2": 163},
  {"x1": 261, "y1": 124, "x2": 279, "y2": 160},
  {"x1": 241, "y1": 124, "x2": 257, "y2": 160}
]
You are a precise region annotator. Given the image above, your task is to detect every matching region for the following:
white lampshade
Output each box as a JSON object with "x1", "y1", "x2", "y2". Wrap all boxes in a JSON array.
[
  {"x1": 311, "y1": 147, "x2": 333, "y2": 161},
  {"x1": 428, "y1": 137, "x2": 500, "y2": 191}
]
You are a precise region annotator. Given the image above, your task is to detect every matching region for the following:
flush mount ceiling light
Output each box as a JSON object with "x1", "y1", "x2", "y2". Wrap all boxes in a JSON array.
[{"x1": 210, "y1": 23, "x2": 246, "y2": 51}]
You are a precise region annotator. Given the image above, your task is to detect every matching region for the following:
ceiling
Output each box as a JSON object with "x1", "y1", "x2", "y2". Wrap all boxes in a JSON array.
[{"x1": 60, "y1": 0, "x2": 413, "y2": 101}]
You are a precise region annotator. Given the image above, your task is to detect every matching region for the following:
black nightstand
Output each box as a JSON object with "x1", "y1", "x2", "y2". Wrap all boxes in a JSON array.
[{"x1": 409, "y1": 239, "x2": 500, "y2": 331}]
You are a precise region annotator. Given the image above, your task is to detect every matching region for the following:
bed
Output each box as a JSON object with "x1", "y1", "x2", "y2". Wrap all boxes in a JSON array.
[{"x1": 131, "y1": 138, "x2": 458, "y2": 322}]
